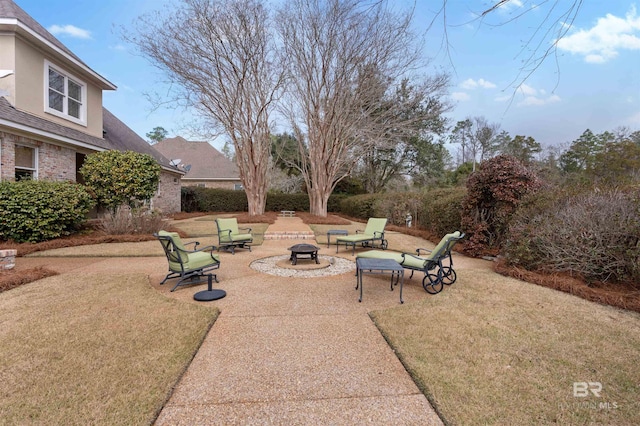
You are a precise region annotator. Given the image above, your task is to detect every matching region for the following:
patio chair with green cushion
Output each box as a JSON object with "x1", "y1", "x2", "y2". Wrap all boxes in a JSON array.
[
  {"x1": 155, "y1": 230, "x2": 221, "y2": 292},
  {"x1": 357, "y1": 231, "x2": 464, "y2": 294},
  {"x1": 215, "y1": 218, "x2": 253, "y2": 254},
  {"x1": 336, "y1": 218, "x2": 388, "y2": 255}
]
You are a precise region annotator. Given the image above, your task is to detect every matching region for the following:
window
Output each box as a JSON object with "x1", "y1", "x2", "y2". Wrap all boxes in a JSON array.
[
  {"x1": 234, "y1": 183, "x2": 244, "y2": 191},
  {"x1": 15, "y1": 145, "x2": 37, "y2": 180},
  {"x1": 45, "y1": 61, "x2": 86, "y2": 125}
]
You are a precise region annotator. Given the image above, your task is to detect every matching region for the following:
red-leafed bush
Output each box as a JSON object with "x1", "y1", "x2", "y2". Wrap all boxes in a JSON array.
[{"x1": 461, "y1": 155, "x2": 542, "y2": 256}]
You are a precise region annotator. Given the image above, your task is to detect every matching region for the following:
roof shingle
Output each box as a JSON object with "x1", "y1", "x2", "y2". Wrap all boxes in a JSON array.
[{"x1": 154, "y1": 137, "x2": 240, "y2": 180}]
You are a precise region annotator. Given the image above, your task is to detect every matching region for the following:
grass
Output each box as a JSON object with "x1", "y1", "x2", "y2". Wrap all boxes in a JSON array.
[
  {"x1": 0, "y1": 272, "x2": 218, "y2": 424},
  {"x1": 371, "y1": 268, "x2": 640, "y2": 425}
]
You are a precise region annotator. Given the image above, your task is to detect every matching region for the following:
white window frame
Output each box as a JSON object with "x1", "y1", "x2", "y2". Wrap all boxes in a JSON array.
[
  {"x1": 15, "y1": 144, "x2": 38, "y2": 180},
  {"x1": 44, "y1": 60, "x2": 87, "y2": 126}
]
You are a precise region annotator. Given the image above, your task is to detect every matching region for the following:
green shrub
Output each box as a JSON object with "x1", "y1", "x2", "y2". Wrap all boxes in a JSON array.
[
  {"x1": 266, "y1": 193, "x2": 309, "y2": 211},
  {"x1": 420, "y1": 187, "x2": 467, "y2": 236},
  {"x1": 339, "y1": 194, "x2": 380, "y2": 219},
  {"x1": 182, "y1": 188, "x2": 347, "y2": 214},
  {"x1": 80, "y1": 150, "x2": 160, "y2": 211},
  {"x1": 181, "y1": 187, "x2": 251, "y2": 212},
  {"x1": 0, "y1": 180, "x2": 95, "y2": 243},
  {"x1": 504, "y1": 188, "x2": 640, "y2": 284}
]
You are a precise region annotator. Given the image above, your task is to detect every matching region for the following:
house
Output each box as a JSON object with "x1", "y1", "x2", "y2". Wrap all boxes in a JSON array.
[
  {"x1": 154, "y1": 136, "x2": 243, "y2": 190},
  {"x1": 0, "y1": 0, "x2": 182, "y2": 212}
]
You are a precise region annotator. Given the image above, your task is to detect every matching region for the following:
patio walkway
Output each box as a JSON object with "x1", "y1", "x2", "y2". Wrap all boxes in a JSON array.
[{"x1": 154, "y1": 217, "x2": 444, "y2": 425}]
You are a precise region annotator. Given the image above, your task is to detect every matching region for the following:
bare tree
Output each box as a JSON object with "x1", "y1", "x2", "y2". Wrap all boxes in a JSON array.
[
  {"x1": 125, "y1": 0, "x2": 284, "y2": 215},
  {"x1": 472, "y1": 116, "x2": 500, "y2": 167},
  {"x1": 433, "y1": 1, "x2": 584, "y2": 90},
  {"x1": 276, "y1": 0, "x2": 449, "y2": 216}
]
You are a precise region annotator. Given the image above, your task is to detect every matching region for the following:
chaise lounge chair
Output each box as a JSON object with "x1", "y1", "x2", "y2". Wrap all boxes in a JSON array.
[
  {"x1": 155, "y1": 230, "x2": 221, "y2": 292},
  {"x1": 335, "y1": 218, "x2": 389, "y2": 255},
  {"x1": 356, "y1": 231, "x2": 464, "y2": 294},
  {"x1": 215, "y1": 218, "x2": 253, "y2": 254}
]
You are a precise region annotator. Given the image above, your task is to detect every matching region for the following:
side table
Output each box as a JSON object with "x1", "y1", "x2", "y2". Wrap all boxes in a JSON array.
[
  {"x1": 327, "y1": 229, "x2": 348, "y2": 247},
  {"x1": 356, "y1": 257, "x2": 404, "y2": 303},
  {"x1": 193, "y1": 274, "x2": 226, "y2": 301}
]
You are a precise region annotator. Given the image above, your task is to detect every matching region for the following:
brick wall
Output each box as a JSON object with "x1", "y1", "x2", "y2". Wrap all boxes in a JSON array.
[
  {"x1": 0, "y1": 132, "x2": 75, "y2": 181},
  {"x1": 0, "y1": 249, "x2": 16, "y2": 270},
  {"x1": 153, "y1": 170, "x2": 181, "y2": 213},
  {"x1": 1, "y1": 130, "x2": 181, "y2": 213}
]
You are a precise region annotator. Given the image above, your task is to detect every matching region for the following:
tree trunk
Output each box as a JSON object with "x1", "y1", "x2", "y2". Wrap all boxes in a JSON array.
[{"x1": 308, "y1": 187, "x2": 330, "y2": 217}]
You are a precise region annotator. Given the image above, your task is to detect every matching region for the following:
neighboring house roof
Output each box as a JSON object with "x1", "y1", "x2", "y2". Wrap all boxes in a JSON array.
[
  {"x1": 154, "y1": 136, "x2": 240, "y2": 180},
  {"x1": 102, "y1": 108, "x2": 178, "y2": 172},
  {"x1": 0, "y1": 0, "x2": 115, "y2": 90}
]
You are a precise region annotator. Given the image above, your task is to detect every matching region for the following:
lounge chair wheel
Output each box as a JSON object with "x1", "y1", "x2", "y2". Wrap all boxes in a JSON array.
[
  {"x1": 381, "y1": 240, "x2": 388, "y2": 250},
  {"x1": 423, "y1": 273, "x2": 443, "y2": 294},
  {"x1": 441, "y1": 266, "x2": 457, "y2": 285}
]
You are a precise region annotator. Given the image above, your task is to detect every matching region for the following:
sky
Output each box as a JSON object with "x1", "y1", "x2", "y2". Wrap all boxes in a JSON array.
[{"x1": 12, "y1": 0, "x2": 640, "y2": 154}]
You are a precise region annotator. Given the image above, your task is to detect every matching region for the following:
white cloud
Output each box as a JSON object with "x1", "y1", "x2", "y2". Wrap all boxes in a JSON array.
[
  {"x1": 518, "y1": 94, "x2": 561, "y2": 107},
  {"x1": 48, "y1": 24, "x2": 92, "y2": 39},
  {"x1": 518, "y1": 83, "x2": 538, "y2": 96},
  {"x1": 109, "y1": 44, "x2": 127, "y2": 51},
  {"x1": 460, "y1": 78, "x2": 497, "y2": 90},
  {"x1": 451, "y1": 91, "x2": 470, "y2": 101},
  {"x1": 496, "y1": 0, "x2": 524, "y2": 14},
  {"x1": 557, "y1": 6, "x2": 640, "y2": 63}
]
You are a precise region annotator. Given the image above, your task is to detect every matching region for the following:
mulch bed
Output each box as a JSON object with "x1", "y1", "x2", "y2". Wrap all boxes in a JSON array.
[
  {"x1": 494, "y1": 258, "x2": 640, "y2": 314},
  {"x1": 0, "y1": 267, "x2": 59, "y2": 294}
]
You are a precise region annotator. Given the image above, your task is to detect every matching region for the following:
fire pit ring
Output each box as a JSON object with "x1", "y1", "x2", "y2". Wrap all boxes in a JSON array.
[
  {"x1": 288, "y1": 243, "x2": 320, "y2": 265},
  {"x1": 250, "y1": 255, "x2": 355, "y2": 278}
]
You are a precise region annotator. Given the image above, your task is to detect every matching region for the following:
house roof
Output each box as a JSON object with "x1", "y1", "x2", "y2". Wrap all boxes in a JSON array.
[
  {"x1": 154, "y1": 137, "x2": 240, "y2": 180},
  {"x1": 0, "y1": 96, "x2": 111, "y2": 150},
  {"x1": 0, "y1": 0, "x2": 115, "y2": 90},
  {"x1": 102, "y1": 108, "x2": 177, "y2": 171},
  {"x1": 0, "y1": 96, "x2": 181, "y2": 174}
]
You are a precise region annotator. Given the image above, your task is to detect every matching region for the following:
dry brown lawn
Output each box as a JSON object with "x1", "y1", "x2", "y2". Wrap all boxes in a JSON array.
[
  {"x1": 371, "y1": 269, "x2": 640, "y2": 425},
  {"x1": 0, "y1": 272, "x2": 218, "y2": 424}
]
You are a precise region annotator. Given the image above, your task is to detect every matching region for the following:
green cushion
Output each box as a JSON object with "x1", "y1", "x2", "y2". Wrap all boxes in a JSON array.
[
  {"x1": 363, "y1": 218, "x2": 387, "y2": 235},
  {"x1": 216, "y1": 218, "x2": 240, "y2": 235},
  {"x1": 429, "y1": 231, "x2": 461, "y2": 260},
  {"x1": 216, "y1": 218, "x2": 253, "y2": 244},
  {"x1": 229, "y1": 233, "x2": 252, "y2": 243},
  {"x1": 159, "y1": 230, "x2": 220, "y2": 272},
  {"x1": 357, "y1": 250, "x2": 426, "y2": 269},
  {"x1": 158, "y1": 230, "x2": 188, "y2": 263},
  {"x1": 336, "y1": 234, "x2": 377, "y2": 243}
]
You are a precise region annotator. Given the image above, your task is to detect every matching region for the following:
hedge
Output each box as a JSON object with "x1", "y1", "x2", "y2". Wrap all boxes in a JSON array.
[{"x1": 0, "y1": 180, "x2": 95, "y2": 243}]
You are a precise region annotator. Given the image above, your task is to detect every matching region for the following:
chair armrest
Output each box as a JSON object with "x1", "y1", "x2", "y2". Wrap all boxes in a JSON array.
[
  {"x1": 416, "y1": 247, "x2": 432, "y2": 255},
  {"x1": 239, "y1": 227, "x2": 252, "y2": 233},
  {"x1": 183, "y1": 244, "x2": 218, "y2": 254},
  {"x1": 184, "y1": 241, "x2": 199, "y2": 249},
  {"x1": 355, "y1": 229, "x2": 364, "y2": 234},
  {"x1": 219, "y1": 229, "x2": 232, "y2": 238},
  {"x1": 373, "y1": 231, "x2": 384, "y2": 238}
]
